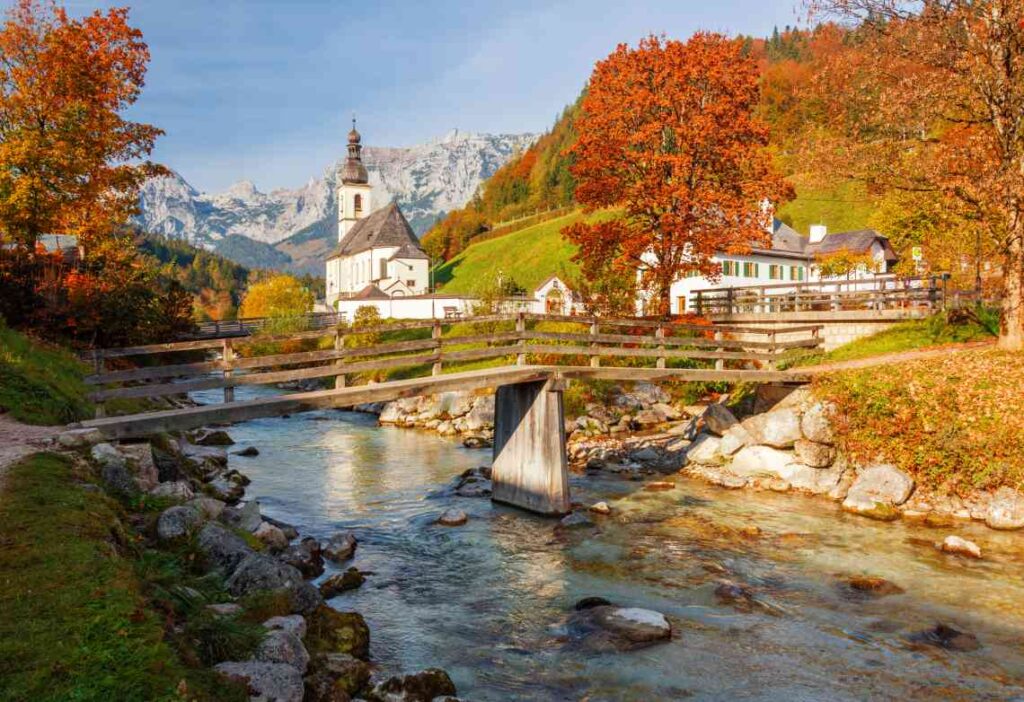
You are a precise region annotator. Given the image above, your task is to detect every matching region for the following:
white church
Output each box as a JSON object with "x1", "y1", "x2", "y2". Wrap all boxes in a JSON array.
[{"x1": 325, "y1": 121, "x2": 431, "y2": 308}]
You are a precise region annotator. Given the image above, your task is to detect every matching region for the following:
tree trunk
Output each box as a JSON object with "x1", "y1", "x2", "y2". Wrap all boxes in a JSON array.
[{"x1": 998, "y1": 227, "x2": 1024, "y2": 351}]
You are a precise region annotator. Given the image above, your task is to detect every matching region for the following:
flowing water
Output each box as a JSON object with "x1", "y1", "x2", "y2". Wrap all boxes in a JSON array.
[{"x1": 198, "y1": 388, "x2": 1024, "y2": 701}]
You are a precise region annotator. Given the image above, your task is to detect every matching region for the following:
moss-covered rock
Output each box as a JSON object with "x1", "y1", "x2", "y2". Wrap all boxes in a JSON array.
[{"x1": 306, "y1": 606, "x2": 370, "y2": 660}]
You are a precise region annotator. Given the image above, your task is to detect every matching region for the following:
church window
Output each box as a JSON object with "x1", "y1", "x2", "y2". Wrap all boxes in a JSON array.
[
  {"x1": 379, "y1": 259, "x2": 387, "y2": 280},
  {"x1": 406, "y1": 279, "x2": 415, "y2": 288},
  {"x1": 354, "y1": 194, "x2": 363, "y2": 213}
]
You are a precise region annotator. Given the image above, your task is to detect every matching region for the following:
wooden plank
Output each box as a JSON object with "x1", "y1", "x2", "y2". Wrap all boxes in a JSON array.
[
  {"x1": 557, "y1": 366, "x2": 810, "y2": 384},
  {"x1": 523, "y1": 343, "x2": 779, "y2": 362},
  {"x1": 439, "y1": 330, "x2": 520, "y2": 347},
  {"x1": 520, "y1": 330, "x2": 782, "y2": 350},
  {"x1": 440, "y1": 346, "x2": 518, "y2": 363},
  {"x1": 80, "y1": 366, "x2": 554, "y2": 439}
]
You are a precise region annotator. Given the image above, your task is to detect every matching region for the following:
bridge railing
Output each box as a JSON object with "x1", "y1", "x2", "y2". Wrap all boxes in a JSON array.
[
  {"x1": 693, "y1": 275, "x2": 947, "y2": 316},
  {"x1": 83, "y1": 313, "x2": 823, "y2": 418},
  {"x1": 189, "y1": 312, "x2": 344, "y2": 339}
]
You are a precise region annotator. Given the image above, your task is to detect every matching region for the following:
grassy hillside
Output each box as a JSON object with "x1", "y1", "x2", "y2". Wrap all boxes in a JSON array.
[
  {"x1": 776, "y1": 177, "x2": 878, "y2": 235},
  {"x1": 434, "y1": 210, "x2": 585, "y2": 294},
  {"x1": 0, "y1": 324, "x2": 93, "y2": 424}
]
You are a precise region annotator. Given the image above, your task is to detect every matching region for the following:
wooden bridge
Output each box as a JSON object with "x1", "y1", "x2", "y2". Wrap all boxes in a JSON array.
[{"x1": 78, "y1": 313, "x2": 821, "y2": 515}]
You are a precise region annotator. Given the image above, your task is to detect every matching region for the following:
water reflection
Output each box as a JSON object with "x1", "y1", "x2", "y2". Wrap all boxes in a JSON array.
[{"x1": 195, "y1": 386, "x2": 1024, "y2": 700}]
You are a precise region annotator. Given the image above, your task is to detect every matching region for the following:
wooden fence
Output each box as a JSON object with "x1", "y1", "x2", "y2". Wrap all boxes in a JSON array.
[
  {"x1": 190, "y1": 312, "x2": 343, "y2": 339},
  {"x1": 693, "y1": 275, "x2": 948, "y2": 317},
  {"x1": 84, "y1": 313, "x2": 823, "y2": 418}
]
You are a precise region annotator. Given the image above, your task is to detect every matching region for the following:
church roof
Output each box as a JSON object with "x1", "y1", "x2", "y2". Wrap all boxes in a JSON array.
[
  {"x1": 328, "y1": 202, "x2": 425, "y2": 260},
  {"x1": 349, "y1": 283, "x2": 390, "y2": 300},
  {"x1": 388, "y1": 242, "x2": 430, "y2": 261}
]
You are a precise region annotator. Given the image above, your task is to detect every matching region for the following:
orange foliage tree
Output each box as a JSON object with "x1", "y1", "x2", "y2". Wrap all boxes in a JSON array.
[
  {"x1": 0, "y1": 0, "x2": 164, "y2": 249},
  {"x1": 806, "y1": 0, "x2": 1024, "y2": 350},
  {"x1": 563, "y1": 34, "x2": 791, "y2": 316}
]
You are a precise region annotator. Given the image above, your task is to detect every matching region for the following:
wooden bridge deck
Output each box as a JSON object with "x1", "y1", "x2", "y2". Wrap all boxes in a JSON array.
[{"x1": 77, "y1": 313, "x2": 819, "y2": 440}]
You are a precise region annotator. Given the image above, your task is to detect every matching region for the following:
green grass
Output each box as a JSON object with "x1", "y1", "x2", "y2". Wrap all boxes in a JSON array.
[
  {"x1": 0, "y1": 453, "x2": 241, "y2": 701},
  {"x1": 434, "y1": 209, "x2": 593, "y2": 293},
  {"x1": 0, "y1": 324, "x2": 93, "y2": 424},
  {"x1": 785, "y1": 312, "x2": 997, "y2": 368},
  {"x1": 776, "y1": 177, "x2": 878, "y2": 235}
]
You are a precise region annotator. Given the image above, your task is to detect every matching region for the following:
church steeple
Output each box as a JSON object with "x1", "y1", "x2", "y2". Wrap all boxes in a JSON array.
[{"x1": 337, "y1": 115, "x2": 372, "y2": 240}]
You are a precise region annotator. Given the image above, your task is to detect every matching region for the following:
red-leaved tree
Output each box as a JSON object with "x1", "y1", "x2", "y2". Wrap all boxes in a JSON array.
[{"x1": 564, "y1": 33, "x2": 792, "y2": 316}]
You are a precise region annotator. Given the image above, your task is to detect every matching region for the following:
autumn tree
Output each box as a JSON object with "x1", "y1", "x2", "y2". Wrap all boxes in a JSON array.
[
  {"x1": 806, "y1": 0, "x2": 1024, "y2": 349},
  {"x1": 563, "y1": 34, "x2": 791, "y2": 316},
  {"x1": 239, "y1": 274, "x2": 314, "y2": 320},
  {"x1": 0, "y1": 0, "x2": 163, "y2": 249}
]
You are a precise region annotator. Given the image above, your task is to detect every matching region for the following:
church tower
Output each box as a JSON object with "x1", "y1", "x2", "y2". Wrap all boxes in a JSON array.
[{"x1": 337, "y1": 118, "x2": 372, "y2": 241}]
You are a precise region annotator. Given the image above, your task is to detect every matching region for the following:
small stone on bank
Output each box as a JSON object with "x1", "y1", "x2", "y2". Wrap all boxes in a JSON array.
[
  {"x1": 437, "y1": 508, "x2": 468, "y2": 526},
  {"x1": 233, "y1": 446, "x2": 259, "y2": 457},
  {"x1": 589, "y1": 501, "x2": 611, "y2": 515}
]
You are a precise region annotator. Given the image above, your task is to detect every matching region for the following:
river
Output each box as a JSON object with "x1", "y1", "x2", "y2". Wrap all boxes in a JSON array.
[{"x1": 198, "y1": 388, "x2": 1024, "y2": 701}]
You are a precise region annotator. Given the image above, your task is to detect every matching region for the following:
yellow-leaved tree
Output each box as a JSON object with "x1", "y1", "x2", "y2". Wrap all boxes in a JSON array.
[{"x1": 239, "y1": 275, "x2": 314, "y2": 320}]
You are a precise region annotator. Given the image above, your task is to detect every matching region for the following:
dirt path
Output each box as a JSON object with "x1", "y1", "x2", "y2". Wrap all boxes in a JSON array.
[
  {"x1": 0, "y1": 414, "x2": 58, "y2": 492},
  {"x1": 800, "y1": 340, "x2": 996, "y2": 376}
]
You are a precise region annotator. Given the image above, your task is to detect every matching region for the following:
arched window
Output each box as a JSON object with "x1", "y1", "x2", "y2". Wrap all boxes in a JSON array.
[{"x1": 353, "y1": 194, "x2": 362, "y2": 214}]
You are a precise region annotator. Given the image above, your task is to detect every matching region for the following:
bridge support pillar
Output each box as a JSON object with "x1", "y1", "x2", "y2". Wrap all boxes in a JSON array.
[{"x1": 491, "y1": 379, "x2": 570, "y2": 516}]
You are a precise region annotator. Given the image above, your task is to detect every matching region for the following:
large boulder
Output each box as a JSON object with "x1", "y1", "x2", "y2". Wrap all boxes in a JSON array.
[
  {"x1": 842, "y1": 464, "x2": 914, "y2": 520},
  {"x1": 307, "y1": 606, "x2": 370, "y2": 660},
  {"x1": 194, "y1": 428, "x2": 235, "y2": 446},
  {"x1": 719, "y1": 424, "x2": 752, "y2": 456},
  {"x1": 214, "y1": 660, "x2": 303, "y2": 702},
  {"x1": 984, "y1": 487, "x2": 1024, "y2": 530},
  {"x1": 741, "y1": 409, "x2": 803, "y2": 448},
  {"x1": 464, "y1": 395, "x2": 495, "y2": 431},
  {"x1": 254, "y1": 521, "x2": 289, "y2": 552},
  {"x1": 319, "y1": 568, "x2": 365, "y2": 598},
  {"x1": 156, "y1": 504, "x2": 204, "y2": 542},
  {"x1": 196, "y1": 522, "x2": 255, "y2": 575},
  {"x1": 220, "y1": 501, "x2": 263, "y2": 533},
  {"x1": 702, "y1": 404, "x2": 738, "y2": 436},
  {"x1": 364, "y1": 669, "x2": 457, "y2": 702},
  {"x1": 264, "y1": 614, "x2": 307, "y2": 639},
  {"x1": 90, "y1": 442, "x2": 126, "y2": 470},
  {"x1": 255, "y1": 629, "x2": 310, "y2": 673},
  {"x1": 305, "y1": 652, "x2": 372, "y2": 701},
  {"x1": 801, "y1": 402, "x2": 836, "y2": 445},
  {"x1": 729, "y1": 445, "x2": 795, "y2": 479},
  {"x1": 793, "y1": 439, "x2": 835, "y2": 468},
  {"x1": 280, "y1": 537, "x2": 325, "y2": 579},
  {"x1": 226, "y1": 554, "x2": 323, "y2": 615},
  {"x1": 323, "y1": 532, "x2": 357, "y2": 563},
  {"x1": 149, "y1": 480, "x2": 195, "y2": 502},
  {"x1": 685, "y1": 434, "x2": 723, "y2": 466},
  {"x1": 56, "y1": 427, "x2": 104, "y2": 448}
]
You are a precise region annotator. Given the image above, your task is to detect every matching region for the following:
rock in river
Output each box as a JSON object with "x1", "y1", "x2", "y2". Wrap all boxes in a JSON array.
[
  {"x1": 984, "y1": 486, "x2": 1024, "y2": 530},
  {"x1": 320, "y1": 567, "x2": 366, "y2": 598},
  {"x1": 306, "y1": 605, "x2": 370, "y2": 660},
  {"x1": 364, "y1": 668, "x2": 457, "y2": 702},
  {"x1": 437, "y1": 508, "x2": 468, "y2": 526},
  {"x1": 939, "y1": 535, "x2": 982, "y2": 559},
  {"x1": 842, "y1": 464, "x2": 914, "y2": 520},
  {"x1": 279, "y1": 537, "x2": 325, "y2": 579},
  {"x1": 910, "y1": 623, "x2": 981, "y2": 652},
  {"x1": 323, "y1": 531, "x2": 357, "y2": 563},
  {"x1": 568, "y1": 605, "x2": 672, "y2": 651}
]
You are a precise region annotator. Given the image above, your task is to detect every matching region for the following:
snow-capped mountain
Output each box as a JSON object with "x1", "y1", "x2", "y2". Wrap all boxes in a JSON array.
[{"x1": 136, "y1": 130, "x2": 537, "y2": 273}]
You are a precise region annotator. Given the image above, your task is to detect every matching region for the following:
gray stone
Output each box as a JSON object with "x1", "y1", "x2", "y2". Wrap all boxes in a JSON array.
[
  {"x1": 559, "y1": 511, "x2": 594, "y2": 529},
  {"x1": 464, "y1": 395, "x2": 495, "y2": 431},
  {"x1": 264, "y1": 614, "x2": 307, "y2": 640},
  {"x1": 185, "y1": 496, "x2": 226, "y2": 519},
  {"x1": 255, "y1": 629, "x2": 309, "y2": 673},
  {"x1": 843, "y1": 464, "x2": 915, "y2": 519},
  {"x1": 118, "y1": 443, "x2": 159, "y2": 491},
  {"x1": 630, "y1": 446, "x2": 661, "y2": 464},
  {"x1": 196, "y1": 522, "x2": 255, "y2": 575},
  {"x1": 156, "y1": 504, "x2": 204, "y2": 542},
  {"x1": 319, "y1": 567, "x2": 365, "y2": 598},
  {"x1": 589, "y1": 501, "x2": 611, "y2": 515},
  {"x1": 575, "y1": 416, "x2": 608, "y2": 436},
  {"x1": 220, "y1": 501, "x2": 263, "y2": 533},
  {"x1": 437, "y1": 509, "x2": 468, "y2": 526},
  {"x1": 309, "y1": 652, "x2": 372, "y2": 698},
  {"x1": 364, "y1": 668, "x2": 457, "y2": 702},
  {"x1": 279, "y1": 537, "x2": 325, "y2": 578},
  {"x1": 984, "y1": 487, "x2": 1024, "y2": 530},
  {"x1": 801, "y1": 402, "x2": 836, "y2": 444},
  {"x1": 194, "y1": 429, "x2": 235, "y2": 446},
  {"x1": 149, "y1": 480, "x2": 195, "y2": 502},
  {"x1": 205, "y1": 602, "x2": 242, "y2": 618},
  {"x1": 254, "y1": 521, "x2": 289, "y2": 551},
  {"x1": 90, "y1": 442, "x2": 125, "y2": 469},
  {"x1": 685, "y1": 435, "x2": 723, "y2": 466},
  {"x1": 56, "y1": 427, "x2": 104, "y2": 448},
  {"x1": 729, "y1": 445, "x2": 795, "y2": 479},
  {"x1": 214, "y1": 660, "x2": 303, "y2": 702},
  {"x1": 233, "y1": 446, "x2": 259, "y2": 457},
  {"x1": 226, "y1": 553, "x2": 323, "y2": 614},
  {"x1": 323, "y1": 531, "x2": 357, "y2": 562},
  {"x1": 719, "y1": 424, "x2": 751, "y2": 456},
  {"x1": 741, "y1": 409, "x2": 803, "y2": 448},
  {"x1": 207, "y1": 476, "x2": 244, "y2": 504},
  {"x1": 568, "y1": 605, "x2": 671, "y2": 651},
  {"x1": 793, "y1": 439, "x2": 836, "y2": 468},
  {"x1": 633, "y1": 409, "x2": 665, "y2": 427},
  {"x1": 651, "y1": 402, "x2": 681, "y2": 421},
  {"x1": 703, "y1": 404, "x2": 738, "y2": 436}
]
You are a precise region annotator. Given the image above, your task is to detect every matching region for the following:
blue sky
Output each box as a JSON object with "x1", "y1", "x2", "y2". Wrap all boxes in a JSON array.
[{"x1": 58, "y1": 0, "x2": 803, "y2": 193}]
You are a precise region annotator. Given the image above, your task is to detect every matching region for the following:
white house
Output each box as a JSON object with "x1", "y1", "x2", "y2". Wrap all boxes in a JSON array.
[
  {"x1": 669, "y1": 220, "x2": 899, "y2": 314},
  {"x1": 325, "y1": 121, "x2": 431, "y2": 308}
]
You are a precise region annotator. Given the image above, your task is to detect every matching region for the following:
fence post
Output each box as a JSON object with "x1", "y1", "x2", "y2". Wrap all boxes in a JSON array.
[
  {"x1": 93, "y1": 350, "x2": 106, "y2": 418},
  {"x1": 726, "y1": 288, "x2": 735, "y2": 315},
  {"x1": 695, "y1": 291, "x2": 703, "y2": 317},
  {"x1": 589, "y1": 320, "x2": 600, "y2": 368},
  {"x1": 515, "y1": 312, "x2": 526, "y2": 366},
  {"x1": 222, "y1": 338, "x2": 235, "y2": 403},
  {"x1": 432, "y1": 320, "x2": 442, "y2": 376},
  {"x1": 334, "y1": 326, "x2": 347, "y2": 389},
  {"x1": 767, "y1": 330, "x2": 778, "y2": 371},
  {"x1": 714, "y1": 330, "x2": 725, "y2": 372},
  {"x1": 656, "y1": 323, "x2": 666, "y2": 369}
]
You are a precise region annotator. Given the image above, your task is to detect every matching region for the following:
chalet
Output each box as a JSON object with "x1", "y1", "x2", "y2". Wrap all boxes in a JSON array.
[{"x1": 669, "y1": 220, "x2": 899, "y2": 314}]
